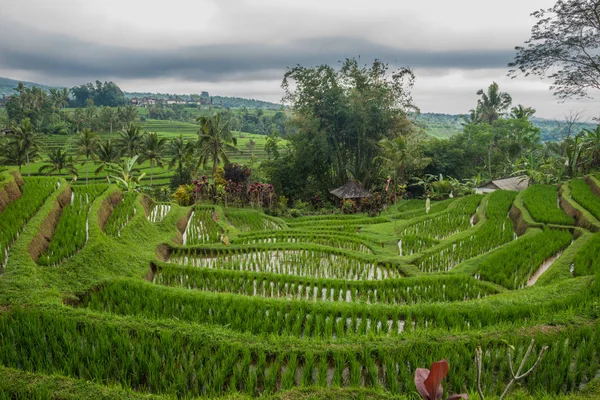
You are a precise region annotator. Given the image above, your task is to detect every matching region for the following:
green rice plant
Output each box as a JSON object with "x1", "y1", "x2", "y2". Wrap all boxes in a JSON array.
[
  {"x1": 154, "y1": 263, "x2": 497, "y2": 304},
  {"x1": 225, "y1": 209, "x2": 282, "y2": 232},
  {"x1": 79, "y1": 277, "x2": 590, "y2": 340},
  {"x1": 573, "y1": 233, "x2": 600, "y2": 276},
  {"x1": 477, "y1": 228, "x2": 573, "y2": 289},
  {"x1": 38, "y1": 184, "x2": 107, "y2": 266},
  {"x1": 183, "y1": 206, "x2": 223, "y2": 244},
  {"x1": 570, "y1": 179, "x2": 600, "y2": 220},
  {"x1": 104, "y1": 192, "x2": 138, "y2": 237},
  {"x1": 416, "y1": 191, "x2": 517, "y2": 272},
  {"x1": 398, "y1": 195, "x2": 482, "y2": 242},
  {"x1": 237, "y1": 230, "x2": 376, "y2": 253},
  {"x1": 0, "y1": 177, "x2": 58, "y2": 268},
  {"x1": 168, "y1": 247, "x2": 399, "y2": 281},
  {"x1": 147, "y1": 203, "x2": 171, "y2": 223},
  {"x1": 522, "y1": 185, "x2": 575, "y2": 225}
]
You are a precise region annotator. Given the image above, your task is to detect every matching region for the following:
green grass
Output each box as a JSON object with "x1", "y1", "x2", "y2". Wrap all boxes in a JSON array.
[
  {"x1": 523, "y1": 184, "x2": 575, "y2": 225},
  {"x1": 570, "y1": 179, "x2": 600, "y2": 220}
]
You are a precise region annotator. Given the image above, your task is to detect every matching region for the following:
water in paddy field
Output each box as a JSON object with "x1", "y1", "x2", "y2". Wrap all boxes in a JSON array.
[{"x1": 148, "y1": 204, "x2": 171, "y2": 223}]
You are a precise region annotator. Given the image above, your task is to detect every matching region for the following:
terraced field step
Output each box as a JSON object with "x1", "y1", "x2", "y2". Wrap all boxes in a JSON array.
[
  {"x1": 153, "y1": 262, "x2": 500, "y2": 304},
  {"x1": 76, "y1": 277, "x2": 591, "y2": 340},
  {"x1": 167, "y1": 247, "x2": 400, "y2": 280}
]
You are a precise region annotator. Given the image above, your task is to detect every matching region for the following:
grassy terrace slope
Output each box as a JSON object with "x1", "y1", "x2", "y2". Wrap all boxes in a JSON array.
[{"x1": 1, "y1": 170, "x2": 600, "y2": 398}]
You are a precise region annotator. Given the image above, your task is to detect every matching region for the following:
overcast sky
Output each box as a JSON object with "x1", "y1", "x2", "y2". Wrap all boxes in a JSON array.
[{"x1": 0, "y1": 0, "x2": 597, "y2": 120}]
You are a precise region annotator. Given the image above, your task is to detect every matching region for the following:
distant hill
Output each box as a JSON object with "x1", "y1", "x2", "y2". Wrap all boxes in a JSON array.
[
  {"x1": 0, "y1": 77, "x2": 283, "y2": 109},
  {"x1": 415, "y1": 112, "x2": 597, "y2": 141},
  {"x1": 0, "y1": 77, "x2": 57, "y2": 96}
]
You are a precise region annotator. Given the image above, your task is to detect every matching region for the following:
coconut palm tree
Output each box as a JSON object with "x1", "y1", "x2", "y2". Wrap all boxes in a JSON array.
[
  {"x1": 0, "y1": 139, "x2": 29, "y2": 171},
  {"x1": 94, "y1": 139, "x2": 121, "y2": 182},
  {"x1": 195, "y1": 114, "x2": 238, "y2": 174},
  {"x1": 11, "y1": 118, "x2": 42, "y2": 177},
  {"x1": 120, "y1": 105, "x2": 139, "y2": 125},
  {"x1": 168, "y1": 135, "x2": 195, "y2": 186},
  {"x1": 100, "y1": 106, "x2": 119, "y2": 133},
  {"x1": 139, "y1": 132, "x2": 167, "y2": 186},
  {"x1": 117, "y1": 123, "x2": 144, "y2": 158},
  {"x1": 73, "y1": 108, "x2": 85, "y2": 132},
  {"x1": 38, "y1": 148, "x2": 78, "y2": 177},
  {"x1": 75, "y1": 128, "x2": 99, "y2": 184},
  {"x1": 476, "y1": 82, "x2": 512, "y2": 124},
  {"x1": 510, "y1": 105, "x2": 536, "y2": 120}
]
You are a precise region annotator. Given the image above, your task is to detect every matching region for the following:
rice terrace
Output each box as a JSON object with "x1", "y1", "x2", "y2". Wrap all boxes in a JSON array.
[{"x1": 2, "y1": 0, "x2": 600, "y2": 399}]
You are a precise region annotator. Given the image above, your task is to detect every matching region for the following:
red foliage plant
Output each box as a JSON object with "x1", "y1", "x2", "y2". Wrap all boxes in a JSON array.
[{"x1": 414, "y1": 359, "x2": 469, "y2": 400}]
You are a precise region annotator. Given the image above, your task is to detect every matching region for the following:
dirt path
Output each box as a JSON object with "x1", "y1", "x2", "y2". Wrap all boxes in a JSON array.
[{"x1": 527, "y1": 251, "x2": 563, "y2": 286}]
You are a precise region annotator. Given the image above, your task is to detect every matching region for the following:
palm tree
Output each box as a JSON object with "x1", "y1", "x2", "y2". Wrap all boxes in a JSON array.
[
  {"x1": 117, "y1": 123, "x2": 143, "y2": 158},
  {"x1": 73, "y1": 108, "x2": 85, "y2": 132},
  {"x1": 104, "y1": 155, "x2": 146, "y2": 192},
  {"x1": 84, "y1": 107, "x2": 96, "y2": 130},
  {"x1": 94, "y1": 139, "x2": 121, "y2": 182},
  {"x1": 510, "y1": 105, "x2": 536, "y2": 120},
  {"x1": 462, "y1": 108, "x2": 482, "y2": 126},
  {"x1": 195, "y1": 114, "x2": 238, "y2": 174},
  {"x1": 120, "y1": 105, "x2": 139, "y2": 125},
  {"x1": 168, "y1": 135, "x2": 195, "y2": 186},
  {"x1": 100, "y1": 106, "x2": 118, "y2": 133},
  {"x1": 0, "y1": 139, "x2": 29, "y2": 171},
  {"x1": 38, "y1": 148, "x2": 78, "y2": 177},
  {"x1": 75, "y1": 129, "x2": 99, "y2": 184},
  {"x1": 139, "y1": 132, "x2": 167, "y2": 185},
  {"x1": 11, "y1": 118, "x2": 42, "y2": 177},
  {"x1": 476, "y1": 82, "x2": 512, "y2": 124}
]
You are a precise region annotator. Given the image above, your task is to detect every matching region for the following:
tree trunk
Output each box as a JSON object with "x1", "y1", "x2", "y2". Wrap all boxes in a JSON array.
[
  {"x1": 150, "y1": 159, "x2": 153, "y2": 186},
  {"x1": 85, "y1": 156, "x2": 89, "y2": 185},
  {"x1": 27, "y1": 153, "x2": 30, "y2": 177}
]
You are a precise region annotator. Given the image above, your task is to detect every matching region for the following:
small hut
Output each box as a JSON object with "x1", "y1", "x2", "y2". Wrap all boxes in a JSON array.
[
  {"x1": 475, "y1": 175, "x2": 530, "y2": 194},
  {"x1": 330, "y1": 180, "x2": 371, "y2": 201}
]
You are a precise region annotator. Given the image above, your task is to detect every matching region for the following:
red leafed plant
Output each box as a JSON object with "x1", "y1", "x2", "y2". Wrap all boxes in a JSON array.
[{"x1": 415, "y1": 359, "x2": 469, "y2": 400}]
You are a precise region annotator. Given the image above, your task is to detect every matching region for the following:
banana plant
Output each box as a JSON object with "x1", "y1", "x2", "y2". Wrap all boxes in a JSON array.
[{"x1": 104, "y1": 155, "x2": 147, "y2": 192}]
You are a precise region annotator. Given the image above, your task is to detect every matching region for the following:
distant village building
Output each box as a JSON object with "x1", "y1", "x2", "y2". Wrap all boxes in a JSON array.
[
  {"x1": 131, "y1": 97, "x2": 159, "y2": 106},
  {"x1": 475, "y1": 175, "x2": 530, "y2": 194}
]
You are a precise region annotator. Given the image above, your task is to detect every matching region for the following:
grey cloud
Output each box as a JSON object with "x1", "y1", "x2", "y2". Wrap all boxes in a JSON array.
[{"x1": 0, "y1": 18, "x2": 515, "y2": 85}]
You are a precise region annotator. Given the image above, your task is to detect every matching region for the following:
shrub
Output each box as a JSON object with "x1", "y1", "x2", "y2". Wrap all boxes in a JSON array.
[{"x1": 342, "y1": 199, "x2": 357, "y2": 214}]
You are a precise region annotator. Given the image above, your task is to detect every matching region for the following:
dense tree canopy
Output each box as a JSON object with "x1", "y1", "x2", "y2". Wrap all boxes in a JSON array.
[
  {"x1": 509, "y1": 0, "x2": 600, "y2": 99},
  {"x1": 70, "y1": 81, "x2": 127, "y2": 107},
  {"x1": 265, "y1": 58, "x2": 418, "y2": 199}
]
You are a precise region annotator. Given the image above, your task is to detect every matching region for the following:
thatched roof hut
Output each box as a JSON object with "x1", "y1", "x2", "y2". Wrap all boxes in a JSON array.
[
  {"x1": 475, "y1": 175, "x2": 530, "y2": 194},
  {"x1": 329, "y1": 180, "x2": 371, "y2": 200}
]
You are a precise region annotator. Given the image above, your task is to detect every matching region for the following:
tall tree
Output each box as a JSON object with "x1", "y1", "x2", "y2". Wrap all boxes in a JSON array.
[
  {"x1": 476, "y1": 82, "x2": 512, "y2": 124},
  {"x1": 279, "y1": 58, "x2": 416, "y2": 194},
  {"x1": 0, "y1": 139, "x2": 28, "y2": 171},
  {"x1": 100, "y1": 106, "x2": 119, "y2": 133},
  {"x1": 38, "y1": 148, "x2": 78, "y2": 177},
  {"x1": 10, "y1": 118, "x2": 42, "y2": 176},
  {"x1": 195, "y1": 114, "x2": 238, "y2": 174},
  {"x1": 168, "y1": 135, "x2": 194, "y2": 187},
  {"x1": 117, "y1": 123, "x2": 144, "y2": 158},
  {"x1": 510, "y1": 105, "x2": 536, "y2": 119},
  {"x1": 94, "y1": 139, "x2": 121, "y2": 182},
  {"x1": 75, "y1": 129, "x2": 99, "y2": 184},
  {"x1": 509, "y1": 0, "x2": 600, "y2": 99},
  {"x1": 139, "y1": 132, "x2": 167, "y2": 185}
]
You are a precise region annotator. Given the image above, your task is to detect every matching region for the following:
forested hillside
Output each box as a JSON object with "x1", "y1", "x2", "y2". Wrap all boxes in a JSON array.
[{"x1": 416, "y1": 112, "x2": 597, "y2": 141}]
